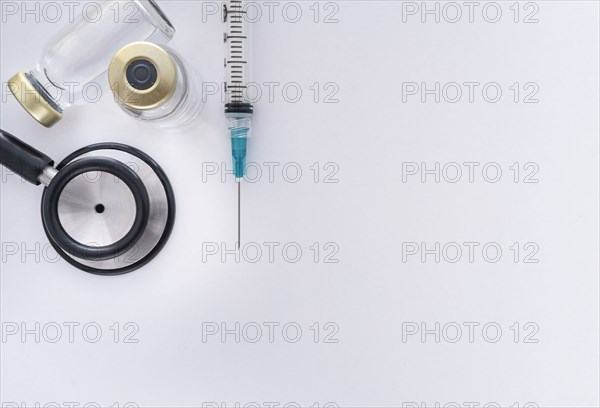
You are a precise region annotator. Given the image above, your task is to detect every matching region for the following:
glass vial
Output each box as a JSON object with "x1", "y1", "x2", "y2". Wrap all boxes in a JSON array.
[
  {"x1": 7, "y1": 0, "x2": 175, "y2": 127},
  {"x1": 108, "y1": 42, "x2": 203, "y2": 129}
]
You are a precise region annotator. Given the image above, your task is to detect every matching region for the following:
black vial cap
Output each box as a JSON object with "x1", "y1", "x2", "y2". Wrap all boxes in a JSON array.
[{"x1": 126, "y1": 59, "x2": 158, "y2": 91}]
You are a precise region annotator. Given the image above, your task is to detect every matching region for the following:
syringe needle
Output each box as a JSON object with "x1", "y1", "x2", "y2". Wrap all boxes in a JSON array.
[{"x1": 237, "y1": 180, "x2": 241, "y2": 249}]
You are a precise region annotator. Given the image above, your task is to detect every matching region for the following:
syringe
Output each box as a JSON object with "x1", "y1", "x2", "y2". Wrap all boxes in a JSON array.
[{"x1": 224, "y1": 0, "x2": 253, "y2": 247}]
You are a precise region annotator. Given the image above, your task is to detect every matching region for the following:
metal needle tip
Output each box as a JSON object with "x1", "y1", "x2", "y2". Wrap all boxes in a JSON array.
[{"x1": 237, "y1": 180, "x2": 241, "y2": 249}]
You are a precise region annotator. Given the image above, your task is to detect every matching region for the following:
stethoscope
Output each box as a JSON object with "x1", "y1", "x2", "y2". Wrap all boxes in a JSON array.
[{"x1": 0, "y1": 129, "x2": 175, "y2": 275}]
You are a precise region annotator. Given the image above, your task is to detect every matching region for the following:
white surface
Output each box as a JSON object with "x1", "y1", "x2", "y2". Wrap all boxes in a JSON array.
[{"x1": 1, "y1": 1, "x2": 599, "y2": 407}]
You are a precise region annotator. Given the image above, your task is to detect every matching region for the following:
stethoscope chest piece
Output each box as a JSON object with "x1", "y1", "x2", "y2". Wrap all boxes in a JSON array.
[{"x1": 1, "y1": 130, "x2": 175, "y2": 275}]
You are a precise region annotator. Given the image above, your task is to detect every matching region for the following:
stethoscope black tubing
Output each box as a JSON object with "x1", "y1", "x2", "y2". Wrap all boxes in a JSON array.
[{"x1": 0, "y1": 129, "x2": 54, "y2": 185}]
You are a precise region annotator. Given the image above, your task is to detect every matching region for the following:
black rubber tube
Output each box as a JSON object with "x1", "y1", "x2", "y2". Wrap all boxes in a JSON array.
[{"x1": 0, "y1": 129, "x2": 54, "y2": 185}]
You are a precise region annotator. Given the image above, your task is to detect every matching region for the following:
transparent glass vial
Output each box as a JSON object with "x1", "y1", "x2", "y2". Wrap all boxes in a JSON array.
[
  {"x1": 7, "y1": 0, "x2": 175, "y2": 127},
  {"x1": 108, "y1": 42, "x2": 203, "y2": 129}
]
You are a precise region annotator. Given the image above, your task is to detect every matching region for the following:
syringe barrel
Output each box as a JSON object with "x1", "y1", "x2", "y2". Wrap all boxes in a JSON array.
[{"x1": 224, "y1": 0, "x2": 253, "y2": 108}]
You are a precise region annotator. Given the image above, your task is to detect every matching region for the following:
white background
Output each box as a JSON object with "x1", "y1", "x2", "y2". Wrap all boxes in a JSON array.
[{"x1": 1, "y1": 1, "x2": 599, "y2": 407}]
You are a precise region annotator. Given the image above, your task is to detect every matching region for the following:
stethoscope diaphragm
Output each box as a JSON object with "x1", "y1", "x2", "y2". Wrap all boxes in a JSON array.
[{"x1": 0, "y1": 130, "x2": 175, "y2": 275}]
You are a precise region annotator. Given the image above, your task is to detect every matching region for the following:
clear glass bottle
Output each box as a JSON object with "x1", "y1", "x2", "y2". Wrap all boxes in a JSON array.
[
  {"x1": 108, "y1": 42, "x2": 203, "y2": 130},
  {"x1": 7, "y1": 0, "x2": 175, "y2": 127}
]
